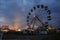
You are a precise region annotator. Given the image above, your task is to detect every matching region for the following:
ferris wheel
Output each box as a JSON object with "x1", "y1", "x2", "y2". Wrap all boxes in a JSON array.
[{"x1": 27, "y1": 4, "x2": 51, "y2": 30}]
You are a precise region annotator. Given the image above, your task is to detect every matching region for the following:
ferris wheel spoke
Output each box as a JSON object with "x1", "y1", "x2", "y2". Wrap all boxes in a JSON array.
[{"x1": 27, "y1": 4, "x2": 52, "y2": 30}]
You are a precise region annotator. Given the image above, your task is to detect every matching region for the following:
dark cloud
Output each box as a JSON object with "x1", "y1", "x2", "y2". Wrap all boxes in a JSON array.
[{"x1": 0, "y1": 0, "x2": 60, "y2": 28}]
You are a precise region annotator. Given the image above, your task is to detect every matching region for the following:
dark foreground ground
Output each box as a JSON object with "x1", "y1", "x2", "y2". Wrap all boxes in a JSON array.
[{"x1": 1, "y1": 32, "x2": 60, "y2": 40}]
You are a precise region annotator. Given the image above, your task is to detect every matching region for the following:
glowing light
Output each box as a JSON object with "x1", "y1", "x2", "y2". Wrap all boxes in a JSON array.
[
  {"x1": 9, "y1": 25, "x2": 15, "y2": 30},
  {"x1": 33, "y1": 15, "x2": 36, "y2": 18},
  {"x1": 14, "y1": 26, "x2": 19, "y2": 31},
  {"x1": 1, "y1": 30, "x2": 9, "y2": 32},
  {"x1": 13, "y1": 16, "x2": 21, "y2": 31},
  {"x1": 17, "y1": 29, "x2": 22, "y2": 32},
  {"x1": 31, "y1": 29, "x2": 34, "y2": 31},
  {"x1": 46, "y1": 29, "x2": 48, "y2": 31},
  {"x1": 48, "y1": 27, "x2": 52, "y2": 30},
  {"x1": 47, "y1": 26, "x2": 55, "y2": 32}
]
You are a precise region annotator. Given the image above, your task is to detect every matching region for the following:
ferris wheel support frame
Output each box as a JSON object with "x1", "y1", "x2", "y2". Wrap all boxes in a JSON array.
[{"x1": 27, "y1": 4, "x2": 52, "y2": 30}]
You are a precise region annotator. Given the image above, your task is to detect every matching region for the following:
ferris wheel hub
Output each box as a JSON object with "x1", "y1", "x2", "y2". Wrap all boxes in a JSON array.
[{"x1": 27, "y1": 4, "x2": 52, "y2": 31}]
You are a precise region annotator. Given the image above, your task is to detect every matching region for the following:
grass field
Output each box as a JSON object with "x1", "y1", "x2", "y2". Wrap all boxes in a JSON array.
[{"x1": 2, "y1": 31, "x2": 60, "y2": 40}]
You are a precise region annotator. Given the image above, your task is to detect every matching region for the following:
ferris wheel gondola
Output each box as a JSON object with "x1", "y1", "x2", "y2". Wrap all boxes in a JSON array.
[{"x1": 27, "y1": 4, "x2": 52, "y2": 30}]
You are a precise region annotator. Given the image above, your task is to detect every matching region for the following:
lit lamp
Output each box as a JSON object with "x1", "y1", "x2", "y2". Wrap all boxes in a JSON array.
[
  {"x1": 17, "y1": 29, "x2": 22, "y2": 32},
  {"x1": 31, "y1": 29, "x2": 34, "y2": 32},
  {"x1": 48, "y1": 27, "x2": 52, "y2": 30},
  {"x1": 1, "y1": 29, "x2": 9, "y2": 32},
  {"x1": 48, "y1": 26, "x2": 55, "y2": 32}
]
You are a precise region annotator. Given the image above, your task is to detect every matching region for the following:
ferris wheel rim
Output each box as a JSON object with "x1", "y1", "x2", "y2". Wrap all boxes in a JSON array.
[{"x1": 27, "y1": 4, "x2": 52, "y2": 29}]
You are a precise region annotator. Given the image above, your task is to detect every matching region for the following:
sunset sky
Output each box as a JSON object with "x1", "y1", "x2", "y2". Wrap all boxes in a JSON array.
[{"x1": 0, "y1": 0, "x2": 60, "y2": 28}]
